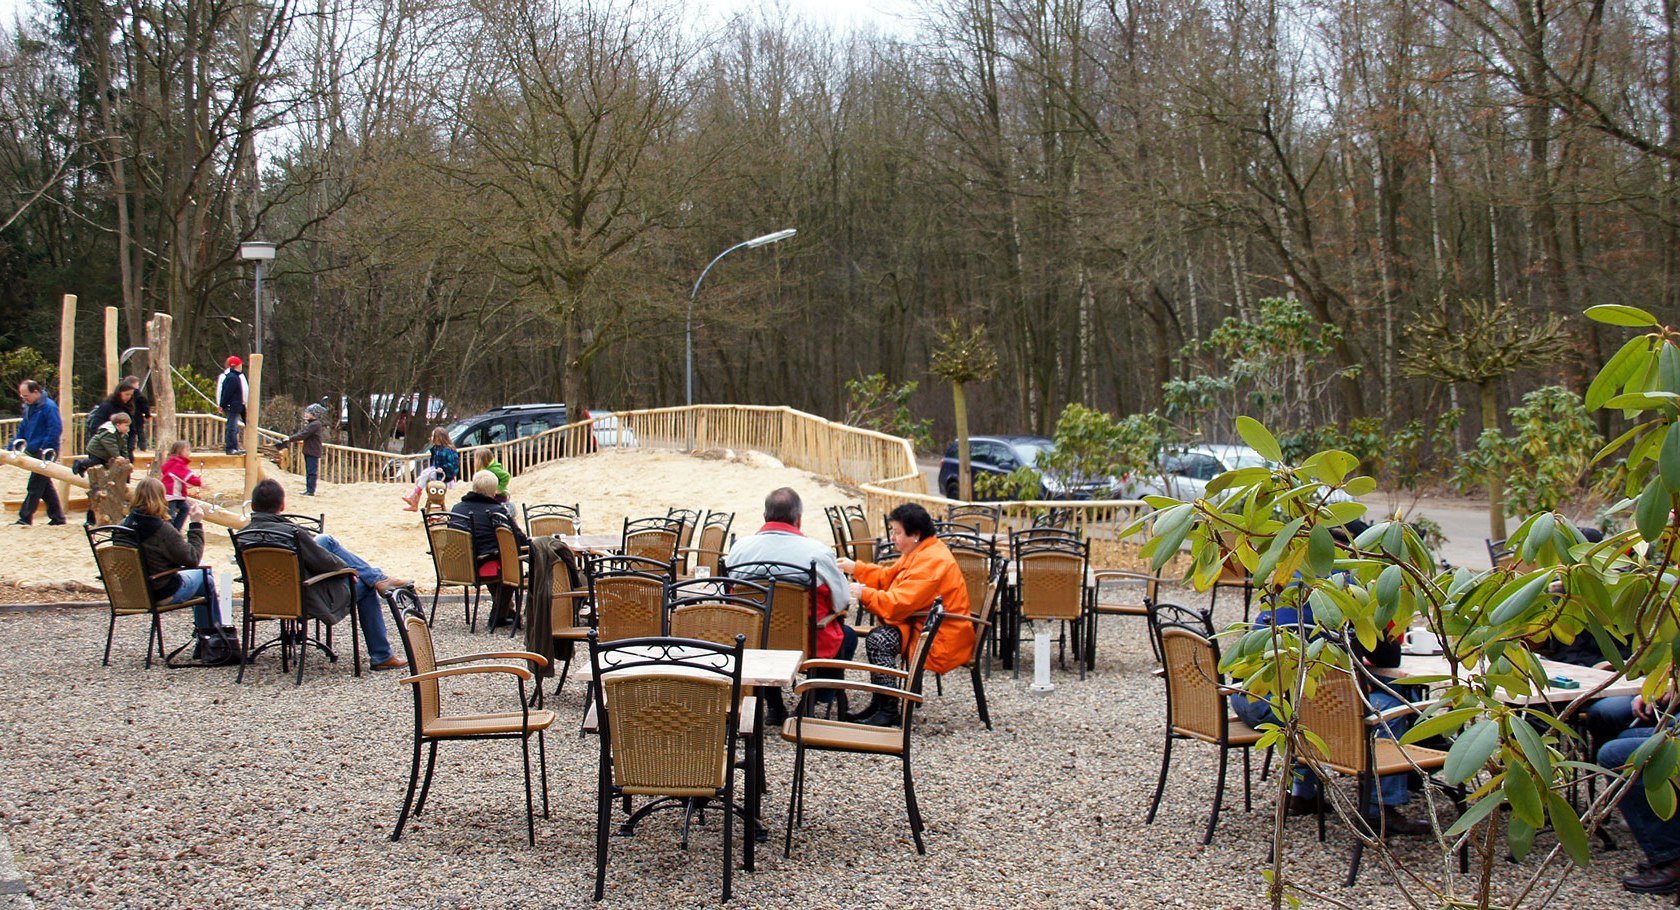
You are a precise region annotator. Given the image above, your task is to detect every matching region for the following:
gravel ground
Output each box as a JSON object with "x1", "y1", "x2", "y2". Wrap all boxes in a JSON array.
[{"x1": 0, "y1": 587, "x2": 1657, "y2": 909}]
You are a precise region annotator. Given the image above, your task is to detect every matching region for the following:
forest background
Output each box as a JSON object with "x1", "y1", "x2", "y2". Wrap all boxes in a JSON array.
[{"x1": 2, "y1": 0, "x2": 1677, "y2": 477}]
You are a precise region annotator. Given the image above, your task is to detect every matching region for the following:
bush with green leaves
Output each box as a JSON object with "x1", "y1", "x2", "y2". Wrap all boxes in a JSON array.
[
  {"x1": 1036, "y1": 403, "x2": 1166, "y2": 496},
  {"x1": 1452, "y1": 386, "x2": 1604, "y2": 516},
  {"x1": 843, "y1": 373, "x2": 934, "y2": 454},
  {"x1": 0, "y1": 347, "x2": 59, "y2": 417},
  {"x1": 973, "y1": 465, "x2": 1044, "y2": 501},
  {"x1": 172, "y1": 365, "x2": 221, "y2": 414},
  {"x1": 1133, "y1": 303, "x2": 1680, "y2": 908}
]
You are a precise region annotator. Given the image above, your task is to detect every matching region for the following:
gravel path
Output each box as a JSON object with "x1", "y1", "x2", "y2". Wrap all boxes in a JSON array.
[{"x1": 0, "y1": 588, "x2": 1653, "y2": 909}]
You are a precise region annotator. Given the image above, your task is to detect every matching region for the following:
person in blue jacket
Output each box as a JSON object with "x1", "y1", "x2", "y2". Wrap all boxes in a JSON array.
[{"x1": 11, "y1": 379, "x2": 67, "y2": 525}]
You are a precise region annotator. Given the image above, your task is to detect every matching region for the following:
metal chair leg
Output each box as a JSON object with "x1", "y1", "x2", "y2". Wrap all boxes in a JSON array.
[
  {"x1": 1146, "y1": 732, "x2": 1174, "y2": 824},
  {"x1": 903, "y1": 753, "x2": 925, "y2": 855},
  {"x1": 414, "y1": 741, "x2": 440, "y2": 816},
  {"x1": 522, "y1": 734, "x2": 536, "y2": 846},
  {"x1": 102, "y1": 610, "x2": 117, "y2": 666},
  {"x1": 972, "y1": 663, "x2": 992, "y2": 730},
  {"x1": 391, "y1": 736, "x2": 423, "y2": 841},
  {"x1": 1203, "y1": 745, "x2": 1229, "y2": 845}
]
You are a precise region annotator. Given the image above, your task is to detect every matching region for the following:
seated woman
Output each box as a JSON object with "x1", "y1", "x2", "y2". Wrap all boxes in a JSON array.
[
  {"x1": 122, "y1": 476, "x2": 217, "y2": 633},
  {"x1": 835, "y1": 503, "x2": 973, "y2": 727},
  {"x1": 450, "y1": 470, "x2": 528, "y2": 629},
  {"x1": 471, "y1": 448, "x2": 511, "y2": 503}
]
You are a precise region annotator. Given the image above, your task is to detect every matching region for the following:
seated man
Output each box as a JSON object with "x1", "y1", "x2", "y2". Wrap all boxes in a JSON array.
[
  {"x1": 1593, "y1": 693, "x2": 1680, "y2": 893},
  {"x1": 246, "y1": 478, "x2": 410, "y2": 670},
  {"x1": 723, "y1": 487, "x2": 859, "y2": 718},
  {"x1": 1227, "y1": 588, "x2": 1430, "y2": 836}
]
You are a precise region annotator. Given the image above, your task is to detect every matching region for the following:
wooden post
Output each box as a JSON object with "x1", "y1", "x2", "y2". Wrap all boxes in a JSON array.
[
  {"x1": 56, "y1": 293, "x2": 75, "y2": 503},
  {"x1": 147, "y1": 314, "x2": 175, "y2": 465},
  {"x1": 103, "y1": 306, "x2": 119, "y2": 396},
  {"x1": 243, "y1": 352, "x2": 263, "y2": 498}
]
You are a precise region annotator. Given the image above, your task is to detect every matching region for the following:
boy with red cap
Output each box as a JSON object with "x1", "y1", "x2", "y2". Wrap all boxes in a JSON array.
[{"x1": 217, "y1": 356, "x2": 248, "y2": 455}]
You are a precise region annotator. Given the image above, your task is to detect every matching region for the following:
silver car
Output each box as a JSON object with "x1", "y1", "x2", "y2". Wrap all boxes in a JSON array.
[{"x1": 1137, "y1": 443, "x2": 1354, "y2": 504}]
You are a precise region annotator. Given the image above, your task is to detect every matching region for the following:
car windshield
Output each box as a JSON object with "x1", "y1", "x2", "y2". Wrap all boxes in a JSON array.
[
  {"x1": 1226, "y1": 452, "x2": 1272, "y2": 470},
  {"x1": 1016, "y1": 441, "x2": 1054, "y2": 467},
  {"x1": 442, "y1": 418, "x2": 474, "y2": 442}
]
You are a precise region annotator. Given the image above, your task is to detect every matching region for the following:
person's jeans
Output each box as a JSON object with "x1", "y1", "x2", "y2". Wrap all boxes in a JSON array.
[
  {"x1": 167, "y1": 500, "x2": 190, "y2": 530},
  {"x1": 314, "y1": 534, "x2": 393, "y2": 664},
  {"x1": 1588, "y1": 695, "x2": 1638, "y2": 744},
  {"x1": 223, "y1": 409, "x2": 243, "y2": 453},
  {"x1": 1601, "y1": 727, "x2": 1680, "y2": 865},
  {"x1": 1230, "y1": 690, "x2": 1412, "y2": 813},
  {"x1": 303, "y1": 454, "x2": 319, "y2": 495},
  {"x1": 164, "y1": 567, "x2": 218, "y2": 631},
  {"x1": 18, "y1": 456, "x2": 64, "y2": 522}
]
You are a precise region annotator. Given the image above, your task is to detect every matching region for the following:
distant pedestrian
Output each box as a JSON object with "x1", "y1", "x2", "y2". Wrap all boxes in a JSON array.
[
  {"x1": 10, "y1": 380, "x2": 67, "y2": 526},
  {"x1": 280, "y1": 403, "x2": 328, "y2": 496},
  {"x1": 218, "y1": 357, "x2": 247, "y2": 455}
]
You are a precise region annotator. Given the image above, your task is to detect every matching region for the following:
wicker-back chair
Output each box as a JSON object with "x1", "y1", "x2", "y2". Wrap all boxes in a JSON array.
[
  {"x1": 933, "y1": 519, "x2": 980, "y2": 537},
  {"x1": 666, "y1": 508, "x2": 701, "y2": 573},
  {"x1": 386, "y1": 590, "x2": 554, "y2": 847},
  {"x1": 1145, "y1": 601, "x2": 1215, "y2": 665},
  {"x1": 495, "y1": 524, "x2": 526, "y2": 637},
  {"x1": 944, "y1": 533, "x2": 997, "y2": 668},
  {"x1": 589, "y1": 634, "x2": 746, "y2": 901},
  {"x1": 782, "y1": 601, "x2": 949, "y2": 857},
  {"x1": 524, "y1": 502, "x2": 580, "y2": 538},
  {"x1": 932, "y1": 565, "x2": 1000, "y2": 729},
  {"x1": 424, "y1": 511, "x2": 488, "y2": 629},
  {"x1": 588, "y1": 559, "x2": 672, "y2": 643},
  {"x1": 1145, "y1": 623, "x2": 1261, "y2": 844},
  {"x1": 843, "y1": 506, "x2": 876, "y2": 562},
  {"x1": 664, "y1": 577, "x2": 772, "y2": 649},
  {"x1": 680, "y1": 510, "x2": 734, "y2": 576},
  {"x1": 719, "y1": 560, "x2": 818, "y2": 658},
  {"x1": 87, "y1": 524, "x2": 201, "y2": 668},
  {"x1": 1009, "y1": 531, "x2": 1093, "y2": 679},
  {"x1": 622, "y1": 516, "x2": 681, "y2": 564},
  {"x1": 823, "y1": 505, "x2": 850, "y2": 559},
  {"x1": 1089, "y1": 568, "x2": 1161, "y2": 666},
  {"x1": 546, "y1": 542, "x2": 593, "y2": 701},
  {"x1": 1295, "y1": 665, "x2": 1461, "y2": 885},
  {"x1": 231, "y1": 526, "x2": 359, "y2": 685},
  {"x1": 946, "y1": 503, "x2": 1001, "y2": 535}
]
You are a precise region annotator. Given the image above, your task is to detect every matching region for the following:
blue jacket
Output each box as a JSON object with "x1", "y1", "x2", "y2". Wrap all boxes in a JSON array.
[{"x1": 12, "y1": 393, "x2": 62, "y2": 454}]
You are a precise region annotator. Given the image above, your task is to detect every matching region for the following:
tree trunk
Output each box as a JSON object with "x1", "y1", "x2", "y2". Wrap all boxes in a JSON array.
[
  {"x1": 148, "y1": 314, "x2": 176, "y2": 462},
  {"x1": 954, "y1": 381, "x2": 972, "y2": 501},
  {"x1": 1480, "y1": 380, "x2": 1507, "y2": 539}
]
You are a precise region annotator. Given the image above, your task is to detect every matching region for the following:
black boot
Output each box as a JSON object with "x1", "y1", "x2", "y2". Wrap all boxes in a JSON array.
[{"x1": 858, "y1": 699, "x2": 900, "y2": 728}]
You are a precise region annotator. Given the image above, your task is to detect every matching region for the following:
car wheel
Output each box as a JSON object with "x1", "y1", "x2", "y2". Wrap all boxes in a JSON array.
[{"x1": 944, "y1": 478, "x2": 961, "y2": 501}]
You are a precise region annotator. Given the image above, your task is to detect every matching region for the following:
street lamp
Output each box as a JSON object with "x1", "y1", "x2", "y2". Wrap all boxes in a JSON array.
[
  {"x1": 239, "y1": 241, "x2": 276, "y2": 355},
  {"x1": 686, "y1": 228, "x2": 796, "y2": 410}
]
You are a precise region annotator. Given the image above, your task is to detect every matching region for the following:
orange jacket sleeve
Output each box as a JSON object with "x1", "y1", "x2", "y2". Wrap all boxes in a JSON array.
[
  {"x1": 852, "y1": 560, "x2": 894, "y2": 590},
  {"x1": 859, "y1": 549, "x2": 944, "y2": 625}
]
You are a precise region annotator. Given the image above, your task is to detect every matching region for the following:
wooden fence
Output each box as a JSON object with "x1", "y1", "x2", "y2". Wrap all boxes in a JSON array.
[{"x1": 1, "y1": 404, "x2": 1151, "y2": 541}]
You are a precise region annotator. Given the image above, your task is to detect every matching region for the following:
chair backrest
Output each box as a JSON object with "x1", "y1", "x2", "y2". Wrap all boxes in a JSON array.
[
  {"x1": 824, "y1": 505, "x2": 850, "y2": 555},
  {"x1": 495, "y1": 524, "x2": 523, "y2": 586},
  {"x1": 525, "y1": 502, "x2": 579, "y2": 537},
  {"x1": 589, "y1": 564, "x2": 671, "y2": 642},
  {"x1": 964, "y1": 565, "x2": 1004, "y2": 667},
  {"x1": 1096, "y1": 569, "x2": 1160, "y2": 616},
  {"x1": 590, "y1": 635, "x2": 744, "y2": 795},
  {"x1": 844, "y1": 507, "x2": 876, "y2": 562},
  {"x1": 946, "y1": 503, "x2": 1001, "y2": 535},
  {"x1": 424, "y1": 511, "x2": 478, "y2": 586},
  {"x1": 869, "y1": 538, "x2": 898, "y2": 566},
  {"x1": 1012, "y1": 534, "x2": 1088, "y2": 622},
  {"x1": 1009, "y1": 526, "x2": 1081, "y2": 554},
  {"x1": 1158, "y1": 624, "x2": 1231, "y2": 742},
  {"x1": 667, "y1": 508, "x2": 700, "y2": 550},
  {"x1": 277, "y1": 513, "x2": 325, "y2": 534},
  {"x1": 688, "y1": 510, "x2": 734, "y2": 576},
  {"x1": 1487, "y1": 537, "x2": 1516, "y2": 570},
  {"x1": 719, "y1": 560, "x2": 816, "y2": 656},
  {"x1": 231, "y1": 526, "x2": 307, "y2": 621},
  {"x1": 664, "y1": 577, "x2": 772, "y2": 649},
  {"x1": 899, "y1": 601, "x2": 948, "y2": 735},
  {"x1": 1032, "y1": 507, "x2": 1075, "y2": 530},
  {"x1": 934, "y1": 519, "x2": 980, "y2": 537},
  {"x1": 389, "y1": 591, "x2": 442, "y2": 730},
  {"x1": 622, "y1": 516, "x2": 681, "y2": 564},
  {"x1": 1295, "y1": 666, "x2": 1370, "y2": 775},
  {"x1": 1146, "y1": 601, "x2": 1214, "y2": 665},
  {"x1": 944, "y1": 533, "x2": 996, "y2": 615},
  {"x1": 86, "y1": 525, "x2": 154, "y2": 614}
]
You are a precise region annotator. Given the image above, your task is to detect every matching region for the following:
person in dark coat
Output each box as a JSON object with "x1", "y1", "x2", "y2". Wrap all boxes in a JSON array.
[
  {"x1": 450, "y1": 470, "x2": 528, "y2": 629},
  {"x1": 11, "y1": 379, "x2": 66, "y2": 525},
  {"x1": 86, "y1": 382, "x2": 139, "y2": 444},
  {"x1": 217, "y1": 357, "x2": 247, "y2": 455},
  {"x1": 279, "y1": 403, "x2": 327, "y2": 495},
  {"x1": 122, "y1": 477, "x2": 217, "y2": 630},
  {"x1": 122, "y1": 375, "x2": 151, "y2": 451},
  {"x1": 245, "y1": 479, "x2": 410, "y2": 670}
]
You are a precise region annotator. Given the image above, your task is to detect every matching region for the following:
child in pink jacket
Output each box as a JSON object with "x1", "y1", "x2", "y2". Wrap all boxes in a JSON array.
[{"x1": 159, "y1": 440, "x2": 204, "y2": 529}]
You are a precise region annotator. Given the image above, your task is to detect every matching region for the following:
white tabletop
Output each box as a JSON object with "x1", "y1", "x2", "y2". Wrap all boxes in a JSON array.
[
  {"x1": 594, "y1": 645, "x2": 802, "y2": 688},
  {"x1": 1375, "y1": 653, "x2": 1641, "y2": 708}
]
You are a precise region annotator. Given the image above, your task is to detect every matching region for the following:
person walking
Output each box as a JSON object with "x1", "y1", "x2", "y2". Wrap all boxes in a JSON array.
[
  {"x1": 10, "y1": 380, "x2": 67, "y2": 525},
  {"x1": 217, "y1": 357, "x2": 247, "y2": 455}
]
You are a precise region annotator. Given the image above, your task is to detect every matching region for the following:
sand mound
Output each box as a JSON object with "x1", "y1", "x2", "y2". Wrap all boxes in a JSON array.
[{"x1": 0, "y1": 448, "x2": 860, "y2": 589}]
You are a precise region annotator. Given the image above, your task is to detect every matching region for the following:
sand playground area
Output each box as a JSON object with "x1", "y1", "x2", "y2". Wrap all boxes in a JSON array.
[{"x1": 0, "y1": 448, "x2": 863, "y2": 592}]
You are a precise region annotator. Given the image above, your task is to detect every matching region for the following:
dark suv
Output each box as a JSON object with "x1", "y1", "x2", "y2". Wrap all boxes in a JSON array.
[
  {"x1": 443, "y1": 403, "x2": 569, "y2": 449},
  {"x1": 937, "y1": 435, "x2": 1055, "y2": 499}
]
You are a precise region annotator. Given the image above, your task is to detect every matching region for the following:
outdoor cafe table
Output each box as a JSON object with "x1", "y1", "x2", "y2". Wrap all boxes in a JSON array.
[
  {"x1": 1373, "y1": 654, "x2": 1641, "y2": 708},
  {"x1": 552, "y1": 533, "x2": 622, "y2": 555}
]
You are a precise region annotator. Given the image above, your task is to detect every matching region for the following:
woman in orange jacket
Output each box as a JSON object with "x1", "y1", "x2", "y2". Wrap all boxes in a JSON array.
[{"x1": 837, "y1": 503, "x2": 974, "y2": 726}]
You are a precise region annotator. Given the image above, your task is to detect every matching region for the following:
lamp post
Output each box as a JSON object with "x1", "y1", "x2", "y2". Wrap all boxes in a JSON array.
[
  {"x1": 239, "y1": 242, "x2": 276, "y2": 355},
  {"x1": 686, "y1": 228, "x2": 796, "y2": 410}
]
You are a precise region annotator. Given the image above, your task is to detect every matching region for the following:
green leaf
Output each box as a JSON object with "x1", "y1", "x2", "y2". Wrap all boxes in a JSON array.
[
  {"x1": 1236, "y1": 416, "x2": 1284, "y2": 463},
  {"x1": 1343, "y1": 476, "x2": 1377, "y2": 497},
  {"x1": 1523, "y1": 513, "x2": 1555, "y2": 563},
  {"x1": 1647, "y1": 776, "x2": 1678, "y2": 821},
  {"x1": 1489, "y1": 572, "x2": 1553, "y2": 626},
  {"x1": 1507, "y1": 814, "x2": 1538, "y2": 861},
  {"x1": 1446, "y1": 719, "x2": 1500, "y2": 784},
  {"x1": 1256, "y1": 516, "x2": 1306, "y2": 583},
  {"x1": 1401, "y1": 706, "x2": 1482, "y2": 744},
  {"x1": 1509, "y1": 716, "x2": 1554, "y2": 783},
  {"x1": 1445, "y1": 790, "x2": 1505, "y2": 837},
  {"x1": 1663, "y1": 426, "x2": 1680, "y2": 493},
  {"x1": 1374, "y1": 564, "x2": 1402, "y2": 610},
  {"x1": 1306, "y1": 523, "x2": 1335, "y2": 577},
  {"x1": 1587, "y1": 304, "x2": 1659, "y2": 326},
  {"x1": 1607, "y1": 391, "x2": 1680, "y2": 410},
  {"x1": 1662, "y1": 343, "x2": 1680, "y2": 395},
  {"x1": 1505, "y1": 759, "x2": 1545, "y2": 827},
  {"x1": 1636, "y1": 475, "x2": 1670, "y2": 543},
  {"x1": 1545, "y1": 789, "x2": 1592, "y2": 867},
  {"x1": 1588, "y1": 336, "x2": 1655, "y2": 410}
]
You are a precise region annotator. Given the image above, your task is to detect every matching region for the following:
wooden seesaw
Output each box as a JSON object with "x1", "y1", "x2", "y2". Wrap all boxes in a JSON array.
[{"x1": 0, "y1": 446, "x2": 248, "y2": 529}]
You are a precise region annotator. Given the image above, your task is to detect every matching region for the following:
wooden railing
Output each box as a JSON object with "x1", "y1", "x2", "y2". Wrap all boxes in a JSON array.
[{"x1": 1, "y1": 403, "x2": 1151, "y2": 542}]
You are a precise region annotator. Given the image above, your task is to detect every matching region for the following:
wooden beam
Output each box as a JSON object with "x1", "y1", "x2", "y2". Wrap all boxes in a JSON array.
[
  {"x1": 147, "y1": 313, "x2": 175, "y2": 466},
  {"x1": 56, "y1": 294, "x2": 75, "y2": 503},
  {"x1": 243, "y1": 352, "x2": 263, "y2": 498},
  {"x1": 103, "y1": 306, "x2": 119, "y2": 398}
]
